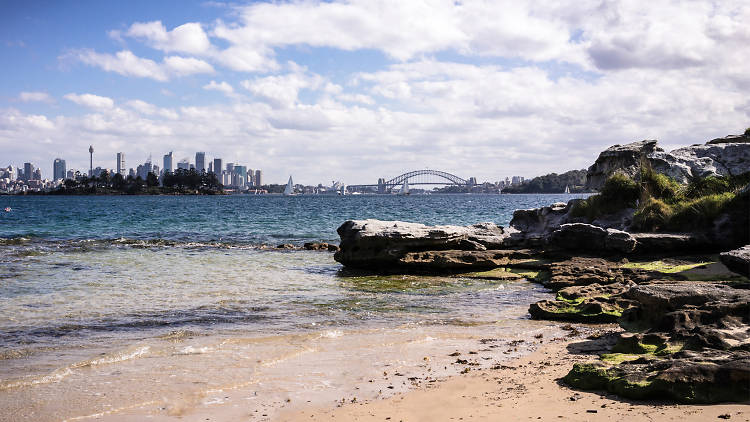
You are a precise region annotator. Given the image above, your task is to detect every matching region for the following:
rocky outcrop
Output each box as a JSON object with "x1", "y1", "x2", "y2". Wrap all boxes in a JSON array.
[
  {"x1": 546, "y1": 223, "x2": 637, "y2": 254},
  {"x1": 564, "y1": 349, "x2": 750, "y2": 403},
  {"x1": 630, "y1": 233, "x2": 713, "y2": 254},
  {"x1": 650, "y1": 142, "x2": 750, "y2": 184},
  {"x1": 507, "y1": 201, "x2": 572, "y2": 246},
  {"x1": 586, "y1": 140, "x2": 661, "y2": 190},
  {"x1": 707, "y1": 133, "x2": 750, "y2": 144},
  {"x1": 720, "y1": 245, "x2": 750, "y2": 277},
  {"x1": 334, "y1": 220, "x2": 510, "y2": 271},
  {"x1": 586, "y1": 137, "x2": 750, "y2": 189},
  {"x1": 622, "y1": 282, "x2": 750, "y2": 350}
]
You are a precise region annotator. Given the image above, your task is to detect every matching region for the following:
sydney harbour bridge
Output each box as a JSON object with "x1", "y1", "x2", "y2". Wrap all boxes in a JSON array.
[{"x1": 347, "y1": 169, "x2": 477, "y2": 193}]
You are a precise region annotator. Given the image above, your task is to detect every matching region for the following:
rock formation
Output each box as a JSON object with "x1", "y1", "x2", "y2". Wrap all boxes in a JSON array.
[
  {"x1": 334, "y1": 220, "x2": 512, "y2": 271},
  {"x1": 720, "y1": 245, "x2": 750, "y2": 277},
  {"x1": 586, "y1": 135, "x2": 750, "y2": 189}
]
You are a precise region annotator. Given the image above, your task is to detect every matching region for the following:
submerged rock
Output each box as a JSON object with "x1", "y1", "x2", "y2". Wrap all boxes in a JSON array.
[{"x1": 720, "y1": 245, "x2": 750, "y2": 277}]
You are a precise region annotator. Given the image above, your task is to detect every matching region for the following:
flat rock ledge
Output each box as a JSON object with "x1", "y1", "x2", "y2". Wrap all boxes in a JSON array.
[
  {"x1": 334, "y1": 219, "x2": 519, "y2": 271},
  {"x1": 720, "y1": 245, "x2": 750, "y2": 277}
]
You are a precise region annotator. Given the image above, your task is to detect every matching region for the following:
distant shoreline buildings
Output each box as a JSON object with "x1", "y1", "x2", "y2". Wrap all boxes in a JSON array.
[{"x1": 1, "y1": 146, "x2": 528, "y2": 194}]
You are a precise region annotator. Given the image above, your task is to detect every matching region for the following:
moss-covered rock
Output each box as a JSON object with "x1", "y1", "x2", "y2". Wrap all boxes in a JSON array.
[{"x1": 564, "y1": 349, "x2": 750, "y2": 403}]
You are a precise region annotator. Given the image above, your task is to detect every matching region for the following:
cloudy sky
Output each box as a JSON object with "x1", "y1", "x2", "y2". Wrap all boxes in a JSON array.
[{"x1": 1, "y1": 0, "x2": 748, "y2": 184}]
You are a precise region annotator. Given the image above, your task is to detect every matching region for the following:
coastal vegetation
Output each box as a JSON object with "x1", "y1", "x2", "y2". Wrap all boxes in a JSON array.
[
  {"x1": 502, "y1": 169, "x2": 589, "y2": 193},
  {"x1": 49, "y1": 169, "x2": 223, "y2": 195},
  {"x1": 571, "y1": 163, "x2": 750, "y2": 232}
]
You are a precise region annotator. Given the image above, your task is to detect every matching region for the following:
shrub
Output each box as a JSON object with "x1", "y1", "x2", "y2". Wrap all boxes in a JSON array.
[
  {"x1": 632, "y1": 198, "x2": 673, "y2": 232},
  {"x1": 666, "y1": 192, "x2": 735, "y2": 230},
  {"x1": 745, "y1": 127, "x2": 750, "y2": 137},
  {"x1": 640, "y1": 166, "x2": 682, "y2": 202},
  {"x1": 684, "y1": 176, "x2": 731, "y2": 199},
  {"x1": 570, "y1": 173, "x2": 639, "y2": 220}
]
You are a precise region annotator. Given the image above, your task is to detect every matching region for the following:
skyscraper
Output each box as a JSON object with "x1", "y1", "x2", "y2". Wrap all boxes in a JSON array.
[
  {"x1": 89, "y1": 145, "x2": 94, "y2": 177},
  {"x1": 255, "y1": 170, "x2": 262, "y2": 187},
  {"x1": 163, "y1": 151, "x2": 173, "y2": 174},
  {"x1": 177, "y1": 159, "x2": 190, "y2": 170},
  {"x1": 195, "y1": 152, "x2": 206, "y2": 173},
  {"x1": 53, "y1": 158, "x2": 66, "y2": 181},
  {"x1": 213, "y1": 158, "x2": 223, "y2": 175},
  {"x1": 24, "y1": 162, "x2": 35, "y2": 181},
  {"x1": 117, "y1": 152, "x2": 125, "y2": 175}
]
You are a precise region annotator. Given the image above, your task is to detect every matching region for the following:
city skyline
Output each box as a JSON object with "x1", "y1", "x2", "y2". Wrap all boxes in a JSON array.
[{"x1": 2, "y1": 1, "x2": 749, "y2": 184}]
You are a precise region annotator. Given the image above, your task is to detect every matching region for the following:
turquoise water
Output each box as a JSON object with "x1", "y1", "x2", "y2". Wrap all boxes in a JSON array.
[
  {"x1": 0, "y1": 194, "x2": 583, "y2": 244},
  {"x1": 0, "y1": 194, "x2": 585, "y2": 421}
]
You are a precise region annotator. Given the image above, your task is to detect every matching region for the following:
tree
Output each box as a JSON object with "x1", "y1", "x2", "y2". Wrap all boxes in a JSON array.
[
  {"x1": 112, "y1": 173, "x2": 126, "y2": 191},
  {"x1": 146, "y1": 172, "x2": 159, "y2": 187}
]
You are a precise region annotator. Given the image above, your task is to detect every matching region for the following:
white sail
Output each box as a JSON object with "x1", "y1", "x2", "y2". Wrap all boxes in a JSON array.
[
  {"x1": 399, "y1": 180, "x2": 410, "y2": 195},
  {"x1": 283, "y1": 176, "x2": 294, "y2": 196},
  {"x1": 564, "y1": 185, "x2": 570, "y2": 194}
]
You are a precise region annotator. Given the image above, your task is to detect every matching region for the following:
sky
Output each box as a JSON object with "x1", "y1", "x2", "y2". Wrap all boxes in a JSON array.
[{"x1": 1, "y1": 0, "x2": 748, "y2": 185}]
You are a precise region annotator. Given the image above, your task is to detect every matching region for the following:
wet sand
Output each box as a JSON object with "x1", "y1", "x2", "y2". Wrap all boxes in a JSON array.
[{"x1": 280, "y1": 329, "x2": 750, "y2": 422}]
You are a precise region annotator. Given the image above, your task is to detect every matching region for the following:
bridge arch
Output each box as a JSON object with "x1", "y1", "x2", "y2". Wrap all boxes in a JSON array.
[{"x1": 385, "y1": 169, "x2": 467, "y2": 187}]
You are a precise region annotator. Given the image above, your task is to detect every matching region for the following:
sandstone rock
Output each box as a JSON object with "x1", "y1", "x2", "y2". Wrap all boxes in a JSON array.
[
  {"x1": 622, "y1": 282, "x2": 750, "y2": 350},
  {"x1": 397, "y1": 249, "x2": 534, "y2": 271},
  {"x1": 586, "y1": 140, "x2": 661, "y2": 190},
  {"x1": 564, "y1": 349, "x2": 750, "y2": 403},
  {"x1": 334, "y1": 219, "x2": 509, "y2": 270},
  {"x1": 631, "y1": 232, "x2": 712, "y2": 254},
  {"x1": 303, "y1": 242, "x2": 339, "y2": 252},
  {"x1": 707, "y1": 133, "x2": 750, "y2": 145},
  {"x1": 529, "y1": 296, "x2": 636, "y2": 323},
  {"x1": 720, "y1": 245, "x2": 750, "y2": 277},
  {"x1": 546, "y1": 223, "x2": 638, "y2": 254},
  {"x1": 508, "y1": 202, "x2": 572, "y2": 246},
  {"x1": 586, "y1": 138, "x2": 750, "y2": 189}
]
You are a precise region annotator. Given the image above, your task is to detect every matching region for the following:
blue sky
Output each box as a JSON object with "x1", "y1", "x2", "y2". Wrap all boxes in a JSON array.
[{"x1": 1, "y1": 0, "x2": 748, "y2": 184}]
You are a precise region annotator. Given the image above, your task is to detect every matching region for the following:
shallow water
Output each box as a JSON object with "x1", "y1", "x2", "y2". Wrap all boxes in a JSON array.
[{"x1": 0, "y1": 194, "x2": 584, "y2": 421}]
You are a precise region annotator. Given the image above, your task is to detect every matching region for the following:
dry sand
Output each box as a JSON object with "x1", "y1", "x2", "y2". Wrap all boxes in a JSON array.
[{"x1": 279, "y1": 331, "x2": 749, "y2": 422}]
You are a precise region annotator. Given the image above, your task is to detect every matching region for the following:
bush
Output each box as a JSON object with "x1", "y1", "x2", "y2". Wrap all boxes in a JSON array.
[
  {"x1": 632, "y1": 198, "x2": 673, "y2": 232},
  {"x1": 684, "y1": 176, "x2": 731, "y2": 199},
  {"x1": 570, "y1": 173, "x2": 639, "y2": 220},
  {"x1": 640, "y1": 166, "x2": 682, "y2": 202},
  {"x1": 745, "y1": 127, "x2": 750, "y2": 136},
  {"x1": 666, "y1": 192, "x2": 735, "y2": 230}
]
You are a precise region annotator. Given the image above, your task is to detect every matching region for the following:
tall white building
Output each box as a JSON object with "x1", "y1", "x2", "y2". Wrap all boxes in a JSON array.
[
  {"x1": 117, "y1": 152, "x2": 125, "y2": 175},
  {"x1": 53, "y1": 158, "x2": 66, "y2": 181},
  {"x1": 195, "y1": 152, "x2": 206, "y2": 173},
  {"x1": 163, "y1": 151, "x2": 173, "y2": 174}
]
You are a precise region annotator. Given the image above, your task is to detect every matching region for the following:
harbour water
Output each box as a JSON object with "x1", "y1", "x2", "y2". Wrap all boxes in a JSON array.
[{"x1": 0, "y1": 194, "x2": 586, "y2": 421}]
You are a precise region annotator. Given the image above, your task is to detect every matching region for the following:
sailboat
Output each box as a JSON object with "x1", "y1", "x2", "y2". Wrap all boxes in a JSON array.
[
  {"x1": 564, "y1": 185, "x2": 570, "y2": 194},
  {"x1": 398, "y1": 179, "x2": 410, "y2": 196},
  {"x1": 283, "y1": 176, "x2": 295, "y2": 196}
]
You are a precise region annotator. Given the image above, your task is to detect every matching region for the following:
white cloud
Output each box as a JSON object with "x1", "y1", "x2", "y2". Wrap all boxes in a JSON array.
[
  {"x1": 203, "y1": 80, "x2": 234, "y2": 95},
  {"x1": 124, "y1": 99, "x2": 179, "y2": 119},
  {"x1": 69, "y1": 49, "x2": 213, "y2": 81},
  {"x1": 19, "y1": 92, "x2": 54, "y2": 103},
  {"x1": 72, "y1": 49, "x2": 168, "y2": 81},
  {"x1": 124, "y1": 21, "x2": 212, "y2": 55},
  {"x1": 241, "y1": 69, "x2": 324, "y2": 108},
  {"x1": 163, "y1": 56, "x2": 214, "y2": 76},
  {"x1": 63, "y1": 93, "x2": 115, "y2": 109}
]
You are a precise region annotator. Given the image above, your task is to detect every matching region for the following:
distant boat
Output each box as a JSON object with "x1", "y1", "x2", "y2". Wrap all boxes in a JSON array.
[
  {"x1": 564, "y1": 185, "x2": 570, "y2": 194},
  {"x1": 398, "y1": 180, "x2": 410, "y2": 196},
  {"x1": 283, "y1": 176, "x2": 295, "y2": 196},
  {"x1": 3, "y1": 207, "x2": 10, "y2": 212}
]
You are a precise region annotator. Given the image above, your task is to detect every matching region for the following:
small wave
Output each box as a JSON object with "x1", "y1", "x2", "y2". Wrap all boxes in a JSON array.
[
  {"x1": 319, "y1": 329, "x2": 343, "y2": 339},
  {"x1": 0, "y1": 345, "x2": 151, "y2": 391},
  {"x1": 71, "y1": 345, "x2": 150, "y2": 368},
  {"x1": 175, "y1": 345, "x2": 213, "y2": 355}
]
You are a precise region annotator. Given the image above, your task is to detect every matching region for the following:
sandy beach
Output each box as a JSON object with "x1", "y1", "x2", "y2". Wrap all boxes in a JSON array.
[{"x1": 280, "y1": 329, "x2": 750, "y2": 422}]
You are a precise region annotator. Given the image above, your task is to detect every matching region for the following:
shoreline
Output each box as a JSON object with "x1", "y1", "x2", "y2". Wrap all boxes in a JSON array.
[{"x1": 279, "y1": 328, "x2": 750, "y2": 422}]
